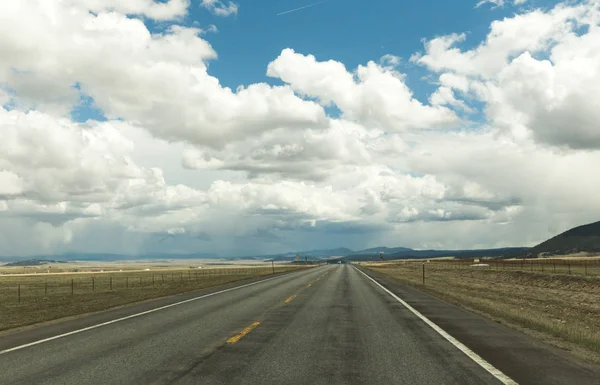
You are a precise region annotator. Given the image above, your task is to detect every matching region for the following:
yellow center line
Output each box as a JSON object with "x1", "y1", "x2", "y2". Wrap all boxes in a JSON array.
[
  {"x1": 226, "y1": 321, "x2": 261, "y2": 344},
  {"x1": 285, "y1": 295, "x2": 297, "y2": 303},
  {"x1": 306, "y1": 283, "x2": 312, "y2": 288}
]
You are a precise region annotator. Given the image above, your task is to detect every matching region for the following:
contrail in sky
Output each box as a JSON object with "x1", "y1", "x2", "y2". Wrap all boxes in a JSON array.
[{"x1": 277, "y1": 0, "x2": 329, "y2": 16}]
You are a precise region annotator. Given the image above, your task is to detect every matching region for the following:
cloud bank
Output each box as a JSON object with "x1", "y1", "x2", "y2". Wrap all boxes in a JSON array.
[{"x1": 1, "y1": 0, "x2": 600, "y2": 256}]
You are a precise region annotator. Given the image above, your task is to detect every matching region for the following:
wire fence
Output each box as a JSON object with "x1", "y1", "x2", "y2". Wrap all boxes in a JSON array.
[
  {"x1": 0, "y1": 266, "x2": 305, "y2": 304},
  {"x1": 367, "y1": 258, "x2": 600, "y2": 278}
]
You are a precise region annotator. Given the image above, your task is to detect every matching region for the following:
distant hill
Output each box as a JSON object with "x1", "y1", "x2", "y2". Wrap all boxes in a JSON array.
[
  {"x1": 527, "y1": 220, "x2": 600, "y2": 257},
  {"x1": 4, "y1": 259, "x2": 68, "y2": 267},
  {"x1": 293, "y1": 247, "x2": 354, "y2": 257},
  {"x1": 0, "y1": 252, "x2": 219, "y2": 263},
  {"x1": 262, "y1": 255, "x2": 300, "y2": 262},
  {"x1": 345, "y1": 247, "x2": 529, "y2": 261},
  {"x1": 258, "y1": 247, "x2": 354, "y2": 262},
  {"x1": 142, "y1": 252, "x2": 219, "y2": 260},
  {"x1": 349, "y1": 246, "x2": 413, "y2": 255},
  {"x1": 0, "y1": 245, "x2": 533, "y2": 263},
  {"x1": 260, "y1": 246, "x2": 415, "y2": 261}
]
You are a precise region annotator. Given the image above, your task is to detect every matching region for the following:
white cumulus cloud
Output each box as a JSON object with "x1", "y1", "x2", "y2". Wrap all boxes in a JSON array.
[
  {"x1": 414, "y1": 0, "x2": 600, "y2": 149},
  {"x1": 267, "y1": 49, "x2": 459, "y2": 131},
  {"x1": 200, "y1": 0, "x2": 239, "y2": 16},
  {"x1": 476, "y1": 0, "x2": 527, "y2": 8},
  {"x1": 0, "y1": 0, "x2": 599, "y2": 256},
  {"x1": 67, "y1": 0, "x2": 190, "y2": 20}
]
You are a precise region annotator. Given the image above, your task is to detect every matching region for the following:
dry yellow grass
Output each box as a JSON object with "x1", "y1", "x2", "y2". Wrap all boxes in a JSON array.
[
  {"x1": 365, "y1": 262, "x2": 600, "y2": 361},
  {"x1": 0, "y1": 259, "x2": 279, "y2": 275},
  {"x1": 0, "y1": 265, "x2": 307, "y2": 331}
]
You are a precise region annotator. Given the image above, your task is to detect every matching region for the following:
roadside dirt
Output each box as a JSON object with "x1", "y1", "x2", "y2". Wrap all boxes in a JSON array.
[{"x1": 365, "y1": 263, "x2": 600, "y2": 364}]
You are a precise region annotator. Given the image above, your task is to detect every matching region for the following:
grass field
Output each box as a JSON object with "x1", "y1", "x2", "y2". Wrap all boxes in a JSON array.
[
  {"x1": 0, "y1": 258, "x2": 283, "y2": 275},
  {"x1": 363, "y1": 261, "x2": 600, "y2": 362},
  {"x1": 0, "y1": 265, "x2": 308, "y2": 331},
  {"x1": 369, "y1": 257, "x2": 600, "y2": 277}
]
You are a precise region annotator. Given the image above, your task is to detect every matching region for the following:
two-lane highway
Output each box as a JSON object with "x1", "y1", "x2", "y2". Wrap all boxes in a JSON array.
[{"x1": 0, "y1": 264, "x2": 509, "y2": 384}]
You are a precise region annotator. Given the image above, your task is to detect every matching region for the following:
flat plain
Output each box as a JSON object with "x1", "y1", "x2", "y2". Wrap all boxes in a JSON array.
[{"x1": 0, "y1": 260, "x2": 306, "y2": 331}]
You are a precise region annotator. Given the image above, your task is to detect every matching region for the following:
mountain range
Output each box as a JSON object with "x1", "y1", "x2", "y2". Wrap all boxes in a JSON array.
[
  {"x1": 2, "y1": 220, "x2": 600, "y2": 264},
  {"x1": 0, "y1": 246, "x2": 528, "y2": 264}
]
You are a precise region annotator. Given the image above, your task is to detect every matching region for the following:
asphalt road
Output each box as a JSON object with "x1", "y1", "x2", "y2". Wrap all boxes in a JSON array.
[{"x1": 0, "y1": 264, "x2": 597, "y2": 384}]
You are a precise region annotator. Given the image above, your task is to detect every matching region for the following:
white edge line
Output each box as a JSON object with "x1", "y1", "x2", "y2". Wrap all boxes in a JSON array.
[
  {"x1": 0, "y1": 270, "x2": 310, "y2": 356},
  {"x1": 353, "y1": 266, "x2": 518, "y2": 385}
]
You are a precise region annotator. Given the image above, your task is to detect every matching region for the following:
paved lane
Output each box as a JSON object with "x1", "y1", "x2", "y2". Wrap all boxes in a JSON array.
[
  {"x1": 0, "y1": 264, "x2": 504, "y2": 384},
  {"x1": 175, "y1": 264, "x2": 502, "y2": 385}
]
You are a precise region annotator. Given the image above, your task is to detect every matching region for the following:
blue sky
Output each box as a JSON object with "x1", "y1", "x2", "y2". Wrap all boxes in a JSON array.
[
  {"x1": 76, "y1": 0, "x2": 563, "y2": 124},
  {"x1": 183, "y1": 1, "x2": 559, "y2": 96}
]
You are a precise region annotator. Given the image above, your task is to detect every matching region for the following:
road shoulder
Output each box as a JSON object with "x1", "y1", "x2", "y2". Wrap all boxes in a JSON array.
[
  {"x1": 358, "y1": 266, "x2": 600, "y2": 385},
  {"x1": 0, "y1": 268, "x2": 314, "y2": 352}
]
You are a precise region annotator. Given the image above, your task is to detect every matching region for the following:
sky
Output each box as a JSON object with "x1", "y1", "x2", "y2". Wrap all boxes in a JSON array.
[{"x1": 1, "y1": 0, "x2": 600, "y2": 257}]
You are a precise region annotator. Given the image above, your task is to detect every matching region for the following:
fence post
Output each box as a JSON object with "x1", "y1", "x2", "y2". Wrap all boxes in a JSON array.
[
  {"x1": 553, "y1": 262, "x2": 556, "y2": 274},
  {"x1": 139, "y1": 277, "x2": 142, "y2": 286},
  {"x1": 153, "y1": 274, "x2": 155, "y2": 286},
  {"x1": 422, "y1": 263, "x2": 425, "y2": 285},
  {"x1": 92, "y1": 277, "x2": 95, "y2": 292},
  {"x1": 18, "y1": 284, "x2": 21, "y2": 303},
  {"x1": 110, "y1": 277, "x2": 113, "y2": 290},
  {"x1": 126, "y1": 277, "x2": 129, "y2": 288},
  {"x1": 71, "y1": 279, "x2": 74, "y2": 295}
]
